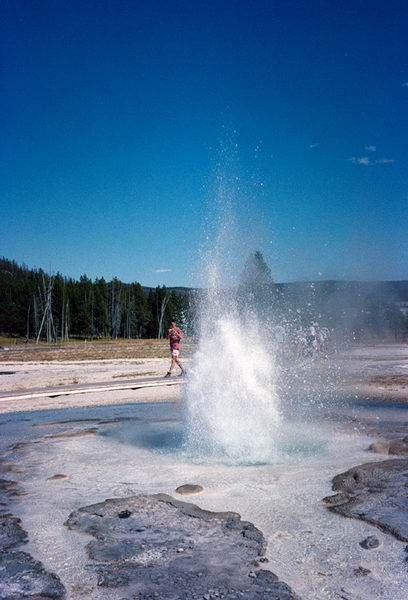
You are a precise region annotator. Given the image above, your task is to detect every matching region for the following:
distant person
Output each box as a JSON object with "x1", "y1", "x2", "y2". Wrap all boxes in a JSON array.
[
  {"x1": 318, "y1": 326, "x2": 330, "y2": 354},
  {"x1": 164, "y1": 321, "x2": 186, "y2": 377},
  {"x1": 308, "y1": 322, "x2": 328, "y2": 356},
  {"x1": 308, "y1": 322, "x2": 319, "y2": 352},
  {"x1": 295, "y1": 327, "x2": 307, "y2": 359}
]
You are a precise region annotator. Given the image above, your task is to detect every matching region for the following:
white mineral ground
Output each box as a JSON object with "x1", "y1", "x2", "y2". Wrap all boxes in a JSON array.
[
  {"x1": 0, "y1": 356, "x2": 184, "y2": 413},
  {"x1": 0, "y1": 343, "x2": 407, "y2": 600},
  {"x1": 1, "y1": 343, "x2": 407, "y2": 413}
]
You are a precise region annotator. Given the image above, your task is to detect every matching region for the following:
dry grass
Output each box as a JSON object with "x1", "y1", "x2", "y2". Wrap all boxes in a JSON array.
[{"x1": 0, "y1": 338, "x2": 196, "y2": 362}]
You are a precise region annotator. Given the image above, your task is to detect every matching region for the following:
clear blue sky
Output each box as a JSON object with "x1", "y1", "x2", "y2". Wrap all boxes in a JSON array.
[{"x1": 1, "y1": 0, "x2": 407, "y2": 287}]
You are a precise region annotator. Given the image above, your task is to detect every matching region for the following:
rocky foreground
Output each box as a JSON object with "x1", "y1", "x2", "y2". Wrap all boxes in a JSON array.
[
  {"x1": 324, "y1": 457, "x2": 408, "y2": 543},
  {"x1": 0, "y1": 482, "x2": 299, "y2": 600},
  {"x1": 0, "y1": 348, "x2": 407, "y2": 599},
  {"x1": 0, "y1": 478, "x2": 65, "y2": 600},
  {"x1": 65, "y1": 494, "x2": 299, "y2": 600},
  {"x1": 2, "y1": 422, "x2": 408, "y2": 599},
  {"x1": 4, "y1": 450, "x2": 408, "y2": 600},
  {"x1": 323, "y1": 438, "x2": 408, "y2": 569}
]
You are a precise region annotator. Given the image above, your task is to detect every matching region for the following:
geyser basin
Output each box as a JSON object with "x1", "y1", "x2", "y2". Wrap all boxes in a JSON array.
[
  {"x1": 103, "y1": 412, "x2": 332, "y2": 466},
  {"x1": 2, "y1": 400, "x2": 407, "y2": 600}
]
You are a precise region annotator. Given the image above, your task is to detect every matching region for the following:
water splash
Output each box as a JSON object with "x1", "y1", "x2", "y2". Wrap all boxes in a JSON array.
[
  {"x1": 184, "y1": 133, "x2": 280, "y2": 464},
  {"x1": 184, "y1": 264, "x2": 281, "y2": 464}
]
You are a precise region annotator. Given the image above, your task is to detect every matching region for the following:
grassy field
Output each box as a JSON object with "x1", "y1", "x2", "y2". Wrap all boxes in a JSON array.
[{"x1": 0, "y1": 337, "x2": 196, "y2": 362}]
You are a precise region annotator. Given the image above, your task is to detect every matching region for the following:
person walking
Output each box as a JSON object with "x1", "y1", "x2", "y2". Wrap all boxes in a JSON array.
[{"x1": 164, "y1": 321, "x2": 186, "y2": 377}]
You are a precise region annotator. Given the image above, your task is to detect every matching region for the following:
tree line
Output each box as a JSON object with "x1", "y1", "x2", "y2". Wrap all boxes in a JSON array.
[
  {"x1": 0, "y1": 258, "x2": 193, "y2": 341},
  {"x1": 1, "y1": 255, "x2": 407, "y2": 343}
]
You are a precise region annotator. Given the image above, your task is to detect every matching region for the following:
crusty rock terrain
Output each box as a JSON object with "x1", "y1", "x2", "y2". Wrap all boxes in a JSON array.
[
  {"x1": 0, "y1": 478, "x2": 65, "y2": 600},
  {"x1": 65, "y1": 493, "x2": 300, "y2": 600},
  {"x1": 323, "y1": 458, "x2": 408, "y2": 543}
]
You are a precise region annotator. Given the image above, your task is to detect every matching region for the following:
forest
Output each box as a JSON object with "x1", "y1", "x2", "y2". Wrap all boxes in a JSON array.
[
  {"x1": 0, "y1": 257, "x2": 193, "y2": 341},
  {"x1": 1, "y1": 256, "x2": 407, "y2": 343}
]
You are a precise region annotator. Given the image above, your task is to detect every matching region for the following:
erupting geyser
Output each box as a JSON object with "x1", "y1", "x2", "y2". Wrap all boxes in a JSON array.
[{"x1": 184, "y1": 262, "x2": 281, "y2": 464}]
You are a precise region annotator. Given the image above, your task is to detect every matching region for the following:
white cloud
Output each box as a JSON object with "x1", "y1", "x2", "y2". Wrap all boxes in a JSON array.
[
  {"x1": 349, "y1": 156, "x2": 394, "y2": 166},
  {"x1": 154, "y1": 268, "x2": 172, "y2": 273},
  {"x1": 364, "y1": 145, "x2": 376, "y2": 152},
  {"x1": 349, "y1": 157, "x2": 371, "y2": 165}
]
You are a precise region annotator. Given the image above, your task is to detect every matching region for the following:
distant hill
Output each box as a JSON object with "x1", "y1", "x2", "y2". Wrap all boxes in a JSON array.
[{"x1": 276, "y1": 279, "x2": 408, "y2": 302}]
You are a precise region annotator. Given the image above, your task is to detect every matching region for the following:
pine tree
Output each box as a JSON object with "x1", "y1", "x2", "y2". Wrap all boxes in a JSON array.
[
  {"x1": 238, "y1": 251, "x2": 274, "y2": 320},
  {"x1": 93, "y1": 278, "x2": 109, "y2": 337}
]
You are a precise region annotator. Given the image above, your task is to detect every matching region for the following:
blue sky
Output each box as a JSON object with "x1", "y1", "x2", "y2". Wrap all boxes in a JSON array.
[{"x1": 1, "y1": 0, "x2": 407, "y2": 286}]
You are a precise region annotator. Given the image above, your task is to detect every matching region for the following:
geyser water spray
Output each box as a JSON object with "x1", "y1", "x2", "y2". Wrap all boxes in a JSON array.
[
  {"x1": 183, "y1": 135, "x2": 281, "y2": 464},
  {"x1": 184, "y1": 260, "x2": 281, "y2": 464}
]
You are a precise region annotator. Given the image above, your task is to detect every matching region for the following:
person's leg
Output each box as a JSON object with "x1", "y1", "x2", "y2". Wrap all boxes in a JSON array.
[
  {"x1": 164, "y1": 354, "x2": 176, "y2": 377},
  {"x1": 175, "y1": 357, "x2": 184, "y2": 372},
  {"x1": 165, "y1": 348, "x2": 181, "y2": 377}
]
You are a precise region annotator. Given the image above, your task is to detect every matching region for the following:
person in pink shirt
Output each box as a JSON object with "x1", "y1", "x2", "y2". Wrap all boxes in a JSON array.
[{"x1": 164, "y1": 321, "x2": 186, "y2": 377}]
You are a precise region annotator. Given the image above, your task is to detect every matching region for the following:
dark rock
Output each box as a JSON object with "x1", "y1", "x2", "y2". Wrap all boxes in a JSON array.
[
  {"x1": 0, "y1": 514, "x2": 27, "y2": 549},
  {"x1": 97, "y1": 566, "x2": 130, "y2": 587},
  {"x1": 32, "y1": 418, "x2": 101, "y2": 427},
  {"x1": 389, "y1": 439, "x2": 408, "y2": 455},
  {"x1": 7, "y1": 442, "x2": 27, "y2": 453},
  {"x1": 0, "y1": 550, "x2": 65, "y2": 599},
  {"x1": 322, "y1": 492, "x2": 350, "y2": 506},
  {"x1": 359, "y1": 535, "x2": 380, "y2": 550},
  {"x1": 47, "y1": 474, "x2": 68, "y2": 481},
  {"x1": 176, "y1": 484, "x2": 204, "y2": 495},
  {"x1": 65, "y1": 493, "x2": 300, "y2": 599},
  {"x1": 118, "y1": 509, "x2": 132, "y2": 518},
  {"x1": 45, "y1": 427, "x2": 98, "y2": 439},
  {"x1": 327, "y1": 458, "x2": 408, "y2": 542},
  {"x1": 0, "y1": 478, "x2": 20, "y2": 492},
  {"x1": 0, "y1": 477, "x2": 28, "y2": 505},
  {"x1": 0, "y1": 460, "x2": 25, "y2": 474},
  {"x1": 32, "y1": 416, "x2": 139, "y2": 427},
  {"x1": 369, "y1": 437, "x2": 408, "y2": 456},
  {"x1": 254, "y1": 569, "x2": 279, "y2": 583},
  {"x1": 354, "y1": 566, "x2": 371, "y2": 577},
  {"x1": 368, "y1": 441, "x2": 391, "y2": 454}
]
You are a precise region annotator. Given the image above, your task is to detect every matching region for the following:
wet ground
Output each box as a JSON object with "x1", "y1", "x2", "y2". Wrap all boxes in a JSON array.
[{"x1": 1, "y1": 396, "x2": 408, "y2": 600}]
